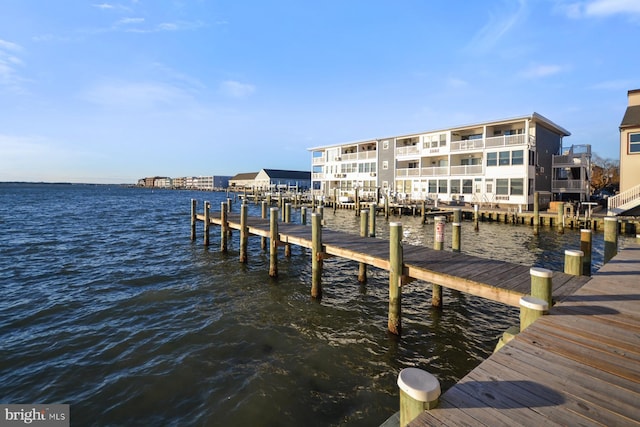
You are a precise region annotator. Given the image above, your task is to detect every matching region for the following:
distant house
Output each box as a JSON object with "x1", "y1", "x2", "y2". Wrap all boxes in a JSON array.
[
  {"x1": 229, "y1": 169, "x2": 311, "y2": 191},
  {"x1": 609, "y1": 89, "x2": 640, "y2": 215}
]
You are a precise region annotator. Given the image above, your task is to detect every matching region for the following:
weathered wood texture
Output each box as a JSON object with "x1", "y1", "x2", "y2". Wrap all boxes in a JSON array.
[
  {"x1": 196, "y1": 212, "x2": 591, "y2": 307},
  {"x1": 410, "y1": 244, "x2": 640, "y2": 426}
]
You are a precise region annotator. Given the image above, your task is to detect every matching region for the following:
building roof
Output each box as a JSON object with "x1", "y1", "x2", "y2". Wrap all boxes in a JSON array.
[
  {"x1": 230, "y1": 172, "x2": 258, "y2": 181},
  {"x1": 620, "y1": 105, "x2": 640, "y2": 129},
  {"x1": 307, "y1": 112, "x2": 570, "y2": 151},
  {"x1": 261, "y1": 169, "x2": 310, "y2": 180}
]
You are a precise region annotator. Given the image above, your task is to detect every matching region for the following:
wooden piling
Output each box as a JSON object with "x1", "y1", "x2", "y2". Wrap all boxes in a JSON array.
[
  {"x1": 604, "y1": 217, "x2": 618, "y2": 264},
  {"x1": 311, "y1": 213, "x2": 322, "y2": 298},
  {"x1": 285, "y1": 203, "x2": 292, "y2": 257},
  {"x1": 564, "y1": 249, "x2": 584, "y2": 276},
  {"x1": 333, "y1": 188, "x2": 338, "y2": 213},
  {"x1": 432, "y1": 216, "x2": 446, "y2": 307},
  {"x1": 452, "y1": 222, "x2": 461, "y2": 252},
  {"x1": 397, "y1": 368, "x2": 441, "y2": 426},
  {"x1": 369, "y1": 203, "x2": 377, "y2": 237},
  {"x1": 203, "y1": 201, "x2": 210, "y2": 246},
  {"x1": 240, "y1": 203, "x2": 248, "y2": 263},
  {"x1": 389, "y1": 222, "x2": 402, "y2": 335},
  {"x1": 533, "y1": 193, "x2": 539, "y2": 236},
  {"x1": 519, "y1": 296, "x2": 548, "y2": 332},
  {"x1": 556, "y1": 202, "x2": 564, "y2": 234},
  {"x1": 355, "y1": 188, "x2": 360, "y2": 216},
  {"x1": 190, "y1": 199, "x2": 197, "y2": 241},
  {"x1": 220, "y1": 202, "x2": 228, "y2": 253},
  {"x1": 474, "y1": 204, "x2": 479, "y2": 231},
  {"x1": 453, "y1": 208, "x2": 461, "y2": 224},
  {"x1": 580, "y1": 229, "x2": 592, "y2": 276},
  {"x1": 530, "y1": 267, "x2": 553, "y2": 309},
  {"x1": 301, "y1": 206, "x2": 307, "y2": 225},
  {"x1": 384, "y1": 196, "x2": 389, "y2": 220},
  {"x1": 261, "y1": 201, "x2": 267, "y2": 251},
  {"x1": 421, "y1": 200, "x2": 426, "y2": 224},
  {"x1": 358, "y1": 211, "x2": 368, "y2": 284},
  {"x1": 269, "y1": 207, "x2": 279, "y2": 277}
]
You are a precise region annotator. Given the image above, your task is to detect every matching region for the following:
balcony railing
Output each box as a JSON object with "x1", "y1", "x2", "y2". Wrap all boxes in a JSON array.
[
  {"x1": 313, "y1": 157, "x2": 325, "y2": 165},
  {"x1": 450, "y1": 164, "x2": 483, "y2": 175},
  {"x1": 552, "y1": 154, "x2": 590, "y2": 167},
  {"x1": 552, "y1": 180, "x2": 589, "y2": 192},
  {"x1": 396, "y1": 168, "x2": 421, "y2": 177},
  {"x1": 450, "y1": 134, "x2": 531, "y2": 152},
  {"x1": 450, "y1": 139, "x2": 484, "y2": 152},
  {"x1": 396, "y1": 146, "x2": 420, "y2": 157},
  {"x1": 420, "y1": 166, "x2": 449, "y2": 176}
]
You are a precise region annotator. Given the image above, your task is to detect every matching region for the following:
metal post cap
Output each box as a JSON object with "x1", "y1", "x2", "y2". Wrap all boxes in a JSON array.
[{"x1": 397, "y1": 368, "x2": 441, "y2": 402}]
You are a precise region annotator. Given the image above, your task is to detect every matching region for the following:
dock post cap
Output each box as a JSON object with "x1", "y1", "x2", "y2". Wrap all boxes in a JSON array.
[
  {"x1": 520, "y1": 296, "x2": 548, "y2": 311},
  {"x1": 397, "y1": 368, "x2": 441, "y2": 403},
  {"x1": 390, "y1": 222, "x2": 402, "y2": 227},
  {"x1": 452, "y1": 222, "x2": 461, "y2": 226},
  {"x1": 604, "y1": 217, "x2": 617, "y2": 222},
  {"x1": 564, "y1": 249, "x2": 584, "y2": 257},
  {"x1": 529, "y1": 267, "x2": 553, "y2": 278},
  {"x1": 580, "y1": 229, "x2": 592, "y2": 233}
]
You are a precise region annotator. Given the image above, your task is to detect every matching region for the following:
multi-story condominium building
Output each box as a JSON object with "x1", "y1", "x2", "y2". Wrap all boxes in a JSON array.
[
  {"x1": 154, "y1": 177, "x2": 172, "y2": 188},
  {"x1": 309, "y1": 113, "x2": 571, "y2": 210}
]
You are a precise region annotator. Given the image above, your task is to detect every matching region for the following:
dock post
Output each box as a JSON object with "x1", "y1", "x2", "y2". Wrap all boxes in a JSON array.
[
  {"x1": 284, "y1": 203, "x2": 292, "y2": 257},
  {"x1": 358, "y1": 211, "x2": 368, "y2": 283},
  {"x1": 190, "y1": 199, "x2": 197, "y2": 241},
  {"x1": 240, "y1": 203, "x2": 248, "y2": 263},
  {"x1": 604, "y1": 217, "x2": 618, "y2": 264},
  {"x1": 369, "y1": 203, "x2": 377, "y2": 237},
  {"x1": 474, "y1": 204, "x2": 479, "y2": 231},
  {"x1": 227, "y1": 197, "x2": 232, "y2": 213},
  {"x1": 421, "y1": 200, "x2": 426, "y2": 224},
  {"x1": 311, "y1": 213, "x2": 322, "y2": 298},
  {"x1": 452, "y1": 222, "x2": 461, "y2": 252},
  {"x1": 220, "y1": 202, "x2": 228, "y2": 253},
  {"x1": 269, "y1": 207, "x2": 279, "y2": 277},
  {"x1": 556, "y1": 202, "x2": 565, "y2": 234},
  {"x1": 397, "y1": 368, "x2": 441, "y2": 426},
  {"x1": 384, "y1": 196, "x2": 389, "y2": 220},
  {"x1": 453, "y1": 208, "x2": 461, "y2": 224},
  {"x1": 333, "y1": 188, "x2": 338, "y2": 213},
  {"x1": 389, "y1": 222, "x2": 402, "y2": 335},
  {"x1": 564, "y1": 250, "x2": 584, "y2": 276},
  {"x1": 580, "y1": 229, "x2": 592, "y2": 276},
  {"x1": 261, "y1": 201, "x2": 267, "y2": 251},
  {"x1": 317, "y1": 205, "x2": 324, "y2": 225},
  {"x1": 301, "y1": 206, "x2": 307, "y2": 225},
  {"x1": 519, "y1": 296, "x2": 548, "y2": 331},
  {"x1": 533, "y1": 192, "x2": 539, "y2": 235},
  {"x1": 432, "y1": 216, "x2": 446, "y2": 307},
  {"x1": 203, "y1": 201, "x2": 210, "y2": 246},
  {"x1": 355, "y1": 188, "x2": 360, "y2": 217},
  {"x1": 530, "y1": 267, "x2": 553, "y2": 309}
]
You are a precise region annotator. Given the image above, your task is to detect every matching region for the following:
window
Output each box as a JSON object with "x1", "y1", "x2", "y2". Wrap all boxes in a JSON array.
[
  {"x1": 529, "y1": 150, "x2": 536, "y2": 166},
  {"x1": 499, "y1": 151, "x2": 510, "y2": 166},
  {"x1": 428, "y1": 180, "x2": 437, "y2": 193},
  {"x1": 463, "y1": 179, "x2": 473, "y2": 194},
  {"x1": 630, "y1": 133, "x2": 640, "y2": 154},
  {"x1": 439, "y1": 133, "x2": 447, "y2": 147},
  {"x1": 383, "y1": 141, "x2": 389, "y2": 150},
  {"x1": 450, "y1": 179, "x2": 460, "y2": 194},
  {"x1": 486, "y1": 179, "x2": 493, "y2": 193},
  {"x1": 383, "y1": 161, "x2": 389, "y2": 170},
  {"x1": 438, "y1": 179, "x2": 448, "y2": 193},
  {"x1": 496, "y1": 179, "x2": 509, "y2": 195},
  {"x1": 511, "y1": 150, "x2": 524, "y2": 165},
  {"x1": 487, "y1": 152, "x2": 497, "y2": 166},
  {"x1": 510, "y1": 179, "x2": 523, "y2": 195}
]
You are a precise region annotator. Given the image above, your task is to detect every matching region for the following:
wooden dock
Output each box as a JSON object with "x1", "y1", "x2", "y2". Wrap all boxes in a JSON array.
[
  {"x1": 410, "y1": 243, "x2": 640, "y2": 426},
  {"x1": 195, "y1": 209, "x2": 590, "y2": 308}
]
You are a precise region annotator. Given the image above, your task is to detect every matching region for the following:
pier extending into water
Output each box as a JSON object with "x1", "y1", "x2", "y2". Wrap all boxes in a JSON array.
[{"x1": 190, "y1": 199, "x2": 593, "y2": 334}]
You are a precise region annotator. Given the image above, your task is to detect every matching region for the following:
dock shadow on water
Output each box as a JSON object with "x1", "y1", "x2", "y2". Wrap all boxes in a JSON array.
[{"x1": 0, "y1": 184, "x2": 635, "y2": 426}]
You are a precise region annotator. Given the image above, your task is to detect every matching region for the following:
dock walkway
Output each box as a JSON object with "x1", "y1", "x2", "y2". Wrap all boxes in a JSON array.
[
  {"x1": 198, "y1": 211, "x2": 590, "y2": 307},
  {"x1": 411, "y1": 244, "x2": 640, "y2": 426}
]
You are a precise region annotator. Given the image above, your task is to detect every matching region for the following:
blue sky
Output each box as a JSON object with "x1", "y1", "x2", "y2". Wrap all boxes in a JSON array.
[{"x1": 1, "y1": 0, "x2": 639, "y2": 183}]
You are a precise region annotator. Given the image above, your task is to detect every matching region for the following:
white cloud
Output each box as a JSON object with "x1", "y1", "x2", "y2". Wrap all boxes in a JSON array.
[
  {"x1": 93, "y1": 3, "x2": 114, "y2": 9},
  {"x1": 520, "y1": 64, "x2": 566, "y2": 78},
  {"x1": 220, "y1": 80, "x2": 256, "y2": 99},
  {"x1": 82, "y1": 80, "x2": 195, "y2": 109},
  {"x1": 467, "y1": 0, "x2": 527, "y2": 53},
  {"x1": 585, "y1": 0, "x2": 640, "y2": 16},
  {"x1": 590, "y1": 79, "x2": 636, "y2": 90},
  {"x1": 0, "y1": 39, "x2": 22, "y2": 52},
  {"x1": 447, "y1": 77, "x2": 469, "y2": 88},
  {"x1": 117, "y1": 17, "x2": 145, "y2": 25},
  {"x1": 0, "y1": 39, "x2": 26, "y2": 90},
  {"x1": 559, "y1": 0, "x2": 640, "y2": 18}
]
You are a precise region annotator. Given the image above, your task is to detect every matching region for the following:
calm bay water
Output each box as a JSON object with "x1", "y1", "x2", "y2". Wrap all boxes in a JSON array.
[{"x1": 0, "y1": 183, "x2": 634, "y2": 426}]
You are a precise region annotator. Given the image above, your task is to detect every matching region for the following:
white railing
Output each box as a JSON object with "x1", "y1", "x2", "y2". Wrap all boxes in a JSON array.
[
  {"x1": 313, "y1": 157, "x2": 325, "y2": 164},
  {"x1": 485, "y1": 134, "x2": 527, "y2": 147},
  {"x1": 420, "y1": 166, "x2": 449, "y2": 176},
  {"x1": 608, "y1": 183, "x2": 640, "y2": 215},
  {"x1": 359, "y1": 150, "x2": 377, "y2": 160},
  {"x1": 312, "y1": 173, "x2": 324, "y2": 180},
  {"x1": 341, "y1": 152, "x2": 358, "y2": 161},
  {"x1": 450, "y1": 139, "x2": 484, "y2": 151},
  {"x1": 450, "y1": 164, "x2": 483, "y2": 175},
  {"x1": 396, "y1": 146, "x2": 420, "y2": 157},
  {"x1": 396, "y1": 168, "x2": 421, "y2": 177}
]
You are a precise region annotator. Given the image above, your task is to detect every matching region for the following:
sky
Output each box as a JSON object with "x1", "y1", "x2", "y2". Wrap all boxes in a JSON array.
[{"x1": 1, "y1": 0, "x2": 639, "y2": 184}]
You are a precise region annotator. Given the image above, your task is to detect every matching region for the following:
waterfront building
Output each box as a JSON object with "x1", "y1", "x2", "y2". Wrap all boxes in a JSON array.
[
  {"x1": 229, "y1": 169, "x2": 311, "y2": 192},
  {"x1": 309, "y1": 113, "x2": 576, "y2": 210},
  {"x1": 609, "y1": 89, "x2": 640, "y2": 215},
  {"x1": 154, "y1": 177, "x2": 172, "y2": 188}
]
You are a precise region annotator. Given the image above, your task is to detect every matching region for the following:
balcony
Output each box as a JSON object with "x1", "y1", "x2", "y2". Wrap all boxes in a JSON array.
[
  {"x1": 450, "y1": 134, "x2": 531, "y2": 152},
  {"x1": 552, "y1": 180, "x2": 589, "y2": 192},
  {"x1": 450, "y1": 164, "x2": 483, "y2": 175},
  {"x1": 420, "y1": 166, "x2": 449, "y2": 176},
  {"x1": 313, "y1": 157, "x2": 325, "y2": 165},
  {"x1": 396, "y1": 146, "x2": 420, "y2": 157},
  {"x1": 396, "y1": 168, "x2": 421, "y2": 177}
]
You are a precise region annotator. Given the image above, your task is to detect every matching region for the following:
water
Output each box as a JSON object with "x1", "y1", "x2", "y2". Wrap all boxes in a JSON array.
[{"x1": 0, "y1": 183, "x2": 634, "y2": 426}]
